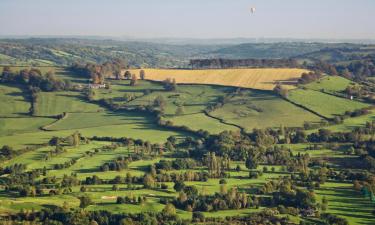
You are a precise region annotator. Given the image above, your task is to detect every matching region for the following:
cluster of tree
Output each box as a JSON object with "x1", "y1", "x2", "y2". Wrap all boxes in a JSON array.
[
  {"x1": 204, "y1": 95, "x2": 231, "y2": 113},
  {"x1": 171, "y1": 185, "x2": 257, "y2": 212},
  {"x1": 0, "y1": 145, "x2": 16, "y2": 161},
  {"x1": 308, "y1": 58, "x2": 375, "y2": 81},
  {"x1": 205, "y1": 152, "x2": 231, "y2": 178},
  {"x1": 116, "y1": 195, "x2": 147, "y2": 205},
  {"x1": 1, "y1": 66, "x2": 71, "y2": 91},
  {"x1": 273, "y1": 83, "x2": 289, "y2": 98},
  {"x1": 307, "y1": 61, "x2": 338, "y2": 76},
  {"x1": 189, "y1": 58, "x2": 298, "y2": 69},
  {"x1": 53, "y1": 158, "x2": 78, "y2": 170},
  {"x1": 345, "y1": 84, "x2": 368, "y2": 98},
  {"x1": 0, "y1": 205, "x2": 295, "y2": 225},
  {"x1": 49, "y1": 131, "x2": 82, "y2": 147},
  {"x1": 337, "y1": 57, "x2": 375, "y2": 80},
  {"x1": 100, "y1": 156, "x2": 131, "y2": 171},
  {"x1": 321, "y1": 213, "x2": 349, "y2": 225},
  {"x1": 43, "y1": 145, "x2": 67, "y2": 161},
  {"x1": 156, "y1": 171, "x2": 209, "y2": 183},
  {"x1": 1, "y1": 167, "x2": 45, "y2": 188},
  {"x1": 69, "y1": 59, "x2": 127, "y2": 84},
  {"x1": 0, "y1": 163, "x2": 26, "y2": 175},
  {"x1": 298, "y1": 71, "x2": 323, "y2": 84},
  {"x1": 154, "y1": 158, "x2": 197, "y2": 171},
  {"x1": 163, "y1": 78, "x2": 177, "y2": 91}
]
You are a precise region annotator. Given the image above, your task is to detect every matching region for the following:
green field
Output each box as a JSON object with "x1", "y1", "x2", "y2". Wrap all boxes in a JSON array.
[
  {"x1": 34, "y1": 91, "x2": 102, "y2": 116},
  {"x1": 122, "y1": 82, "x2": 238, "y2": 133},
  {"x1": 0, "y1": 84, "x2": 30, "y2": 117},
  {"x1": 209, "y1": 90, "x2": 322, "y2": 131},
  {"x1": 45, "y1": 111, "x2": 151, "y2": 131},
  {"x1": 304, "y1": 76, "x2": 353, "y2": 94},
  {"x1": 316, "y1": 182, "x2": 375, "y2": 225},
  {"x1": 312, "y1": 110, "x2": 375, "y2": 132},
  {"x1": 287, "y1": 89, "x2": 369, "y2": 118},
  {"x1": 0, "y1": 117, "x2": 55, "y2": 136}
]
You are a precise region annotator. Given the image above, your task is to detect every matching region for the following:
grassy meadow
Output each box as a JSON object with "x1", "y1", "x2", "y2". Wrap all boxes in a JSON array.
[{"x1": 287, "y1": 89, "x2": 369, "y2": 118}]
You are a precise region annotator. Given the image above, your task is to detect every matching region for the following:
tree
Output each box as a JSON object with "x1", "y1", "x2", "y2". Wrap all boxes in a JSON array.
[
  {"x1": 72, "y1": 131, "x2": 80, "y2": 147},
  {"x1": 153, "y1": 95, "x2": 166, "y2": 109},
  {"x1": 78, "y1": 195, "x2": 93, "y2": 209},
  {"x1": 220, "y1": 183, "x2": 227, "y2": 195},
  {"x1": 162, "y1": 203, "x2": 176, "y2": 217},
  {"x1": 112, "y1": 184, "x2": 119, "y2": 191},
  {"x1": 163, "y1": 78, "x2": 177, "y2": 91},
  {"x1": 192, "y1": 211, "x2": 205, "y2": 222},
  {"x1": 90, "y1": 220, "x2": 99, "y2": 225},
  {"x1": 245, "y1": 156, "x2": 258, "y2": 170},
  {"x1": 140, "y1": 70, "x2": 145, "y2": 80},
  {"x1": 175, "y1": 105, "x2": 185, "y2": 116},
  {"x1": 173, "y1": 180, "x2": 185, "y2": 192},
  {"x1": 130, "y1": 74, "x2": 138, "y2": 86},
  {"x1": 321, "y1": 196, "x2": 328, "y2": 211},
  {"x1": 124, "y1": 71, "x2": 131, "y2": 80},
  {"x1": 143, "y1": 174, "x2": 155, "y2": 188},
  {"x1": 120, "y1": 218, "x2": 134, "y2": 225},
  {"x1": 273, "y1": 83, "x2": 288, "y2": 98}
]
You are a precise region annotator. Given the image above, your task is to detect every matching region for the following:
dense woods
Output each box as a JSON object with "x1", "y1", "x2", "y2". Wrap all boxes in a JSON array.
[{"x1": 189, "y1": 58, "x2": 299, "y2": 69}]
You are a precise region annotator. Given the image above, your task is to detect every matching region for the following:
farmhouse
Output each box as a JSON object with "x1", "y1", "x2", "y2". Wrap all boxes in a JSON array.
[{"x1": 88, "y1": 83, "x2": 106, "y2": 89}]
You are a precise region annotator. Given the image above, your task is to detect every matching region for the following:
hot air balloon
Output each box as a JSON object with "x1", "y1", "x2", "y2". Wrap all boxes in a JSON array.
[{"x1": 250, "y1": 7, "x2": 256, "y2": 14}]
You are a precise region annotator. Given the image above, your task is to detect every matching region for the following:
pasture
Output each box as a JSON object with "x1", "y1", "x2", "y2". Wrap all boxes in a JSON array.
[
  {"x1": 209, "y1": 90, "x2": 322, "y2": 131},
  {"x1": 304, "y1": 76, "x2": 353, "y2": 94},
  {"x1": 0, "y1": 84, "x2": 30, "y2": 117},
  {"x1": 287, "y1": 89, "x2": 369, "y2": 118},
  {"x1": 34, "y1": 91, "x2": 102, "y2": 117}
]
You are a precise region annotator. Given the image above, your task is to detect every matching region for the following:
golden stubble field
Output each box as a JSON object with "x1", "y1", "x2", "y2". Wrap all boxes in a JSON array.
[{"x1": 129, "y1": 68, "x2": 309, "y2": 90}]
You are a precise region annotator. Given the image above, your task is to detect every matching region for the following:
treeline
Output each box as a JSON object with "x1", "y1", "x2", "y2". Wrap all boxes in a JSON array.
[
  {"x1": 308, "y1": 58, "x2": 375, "y2": 80},
  {"x1": 0, "y1": 66, "x2": 71, "y2": 91},
  {"x1": 170, "y1": 185, "x2": 255, "y2": 212},
  {"x1": 189, "y1": 58, "x2": 299, "y2": 69},
  {"x1": 0, "y1": 206, "x2": 292, "y2": 225},
  {"x1": 298, "y1": 71, "x2": 323, "y2": 84},
  {"x1": 337, "y1": 57, "x2": 375, "y2": 80},
  {"x1": 69, "y1": 59, "x2": 127, "y2": 84}
]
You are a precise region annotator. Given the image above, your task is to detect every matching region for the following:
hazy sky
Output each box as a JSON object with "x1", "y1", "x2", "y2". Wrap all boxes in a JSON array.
[{"x1": 0, "y1": 0, "x2": 374, "y2": 39}]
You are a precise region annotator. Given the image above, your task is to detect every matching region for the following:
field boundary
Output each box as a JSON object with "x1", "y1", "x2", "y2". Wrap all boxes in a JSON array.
[
  {"x1": 40, "y1": 113, "x2": 69, "y2": 131},
  {"x1": 204, "y1": 111, "x2": 244, "y2": 132},
  {"x1": 284, "y1": 94, "x2": 329, "y2": 120}
]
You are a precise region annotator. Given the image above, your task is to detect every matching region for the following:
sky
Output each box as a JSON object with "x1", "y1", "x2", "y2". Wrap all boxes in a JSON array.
[{"x1": 0, "y1": 0, "x2": 374, "y2": 40}]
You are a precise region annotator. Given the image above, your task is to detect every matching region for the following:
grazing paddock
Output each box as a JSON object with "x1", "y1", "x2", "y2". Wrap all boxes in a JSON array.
[
  {"x1": 315, "y1": 182, "x2": 375, "y2": 225},
  {"x1": 287, "y1": 89, "x2": 369, "y2": 118},
  {"x1": 0, "y1": 117, "x2": 55, "y2": 136},
  {"x1": 304, "y1": 76, "x2": 354, "y2": 94},
  {"x1": 129, "y1": 68, "x2": 309, "y2": 90},
  {"x1": 209, "y1": 90, "x2": 322, "y2": 131},
  {"x1": 0, "y1": 84, "x2": 30, "y2": 117},
  {"x1": 45, "y1": 111, "x2": 150, "y2": 131},
  {"x1": 34, "y1": 91, "x2": 102, "y2": 116}
]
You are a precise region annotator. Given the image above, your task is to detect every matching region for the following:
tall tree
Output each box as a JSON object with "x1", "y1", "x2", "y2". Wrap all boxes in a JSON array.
[
  {"x1": 130, "y1": 74, "x2": 138, "y2": 86},
  {"x1": 140, "y1": 70, "x2": 145, "y2": 80}
]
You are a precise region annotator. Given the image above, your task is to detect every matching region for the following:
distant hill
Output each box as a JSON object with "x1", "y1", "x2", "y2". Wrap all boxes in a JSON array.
[
  {"x1": 0, "y1": 38, "x2": 373, "y2": 68},
  {"x1": 294, "y1": 45, "x2": 375, "y2": 64}
]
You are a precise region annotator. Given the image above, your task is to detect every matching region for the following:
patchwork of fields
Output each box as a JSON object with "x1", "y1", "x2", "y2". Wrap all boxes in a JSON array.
[{"x1": 1, "y1": 66, "x2": 374, "y2": 224}]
